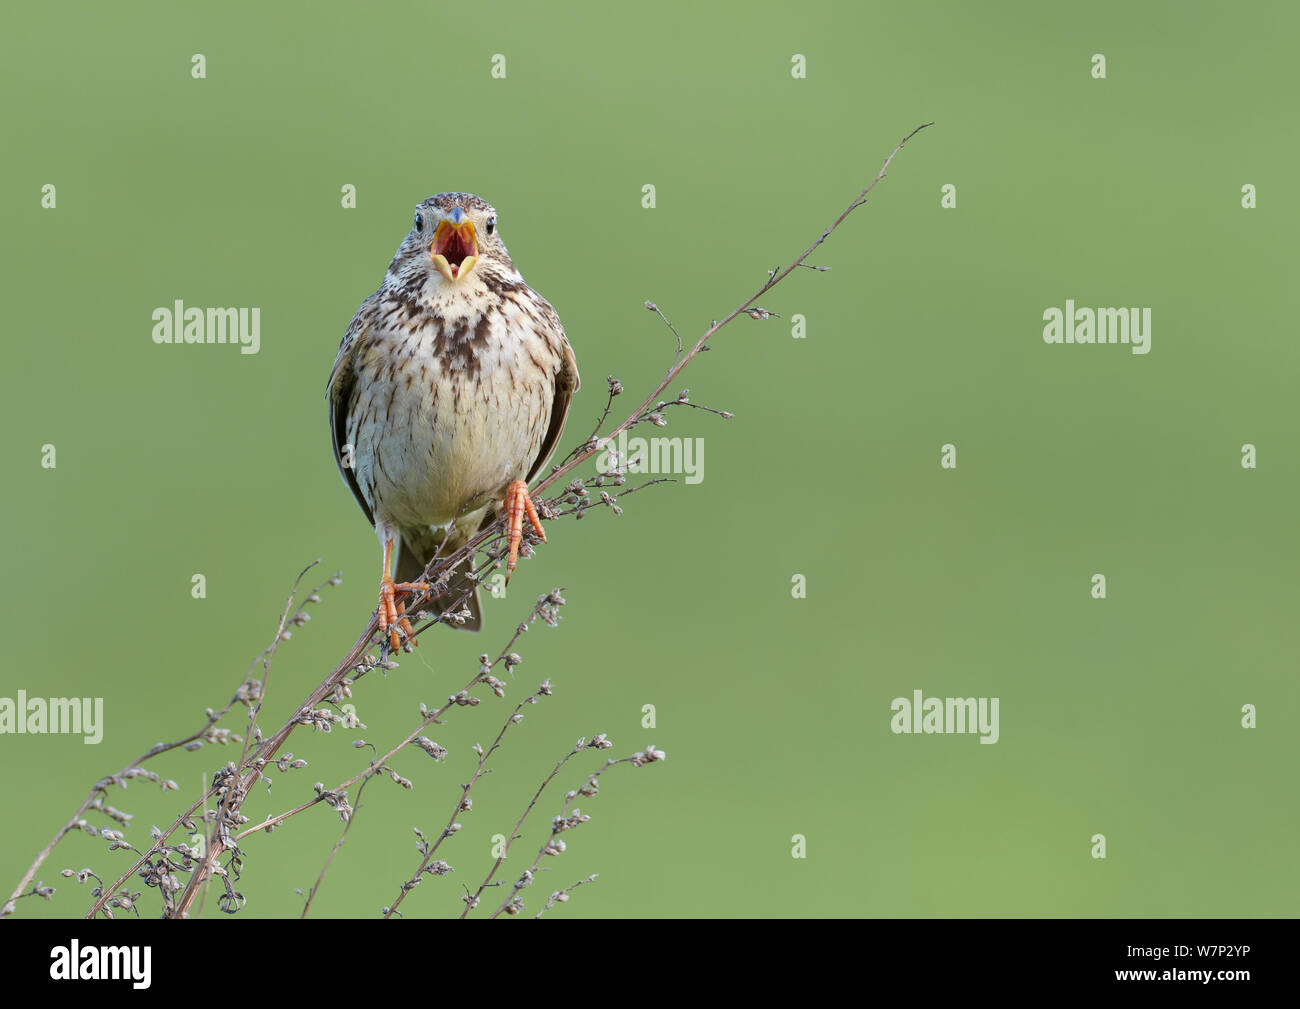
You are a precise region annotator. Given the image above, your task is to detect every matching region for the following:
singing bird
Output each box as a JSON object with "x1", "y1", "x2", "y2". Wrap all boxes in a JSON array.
[{"x1": 327, "y1": 193, "x2": 579, "y2": 645}]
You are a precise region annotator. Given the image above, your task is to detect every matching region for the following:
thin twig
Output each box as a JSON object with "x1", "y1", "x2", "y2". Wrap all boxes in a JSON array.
[
  {"x1": 645, "y1": 301, "x2": 684, "y2": 360},
  {"x1": 534, "y1": 874, "x2": 598, "y2": 918},
  {"x1": 459, "y1": 742, "x2": 590, "y2": 917},
  {"x1": 487, "y1": 746, "x2": 662, "y2": 919},
  {"x1": 382, "y1": 597, "x2": 559, "y2": 918},
  {"x1": 532, "y1": 122, "x2": 934, "y2": 500},
  {"x1": 300, "y1": 774, "x2": 374, "y2": 918}
]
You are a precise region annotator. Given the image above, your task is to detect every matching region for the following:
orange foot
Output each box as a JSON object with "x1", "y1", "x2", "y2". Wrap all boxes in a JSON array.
[
  {"x1": 378, "y1": 574, "x2": 430, "y2": 650},
  {"x1": 503, "y1": 478, "x2": 546, "y2": 582}
]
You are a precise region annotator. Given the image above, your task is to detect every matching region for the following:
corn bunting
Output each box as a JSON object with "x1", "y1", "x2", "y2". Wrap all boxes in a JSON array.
[{"x1": 327, "y1": 193, "x2": 579, "y2": 644}]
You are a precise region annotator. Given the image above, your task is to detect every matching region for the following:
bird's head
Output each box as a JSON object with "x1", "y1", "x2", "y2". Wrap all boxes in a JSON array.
[{"x1": 390, "y1": 193, "x2": 513, "y2": 293}]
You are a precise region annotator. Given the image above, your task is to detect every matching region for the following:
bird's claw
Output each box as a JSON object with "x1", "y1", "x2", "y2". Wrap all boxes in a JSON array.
[
  {"x1": 503, "y1": 479, "x2": 546, "y2": 583},
  {"x1": 379, "y1": 575, "x2": 430, "y2": 650}
]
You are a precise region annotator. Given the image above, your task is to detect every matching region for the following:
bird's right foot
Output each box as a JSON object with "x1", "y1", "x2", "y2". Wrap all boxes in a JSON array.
[{"x1": 378, "y1": 574, "x2": 430, "y2": 650}]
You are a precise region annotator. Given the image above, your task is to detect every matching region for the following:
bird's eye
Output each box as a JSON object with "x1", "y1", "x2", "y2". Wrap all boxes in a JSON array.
[
  {"x1": 414, "y1": 213, "x2": 423, "y2": 231},
  {"x1": 486, "y1": 216, "x2": 495, "y2": 235}
]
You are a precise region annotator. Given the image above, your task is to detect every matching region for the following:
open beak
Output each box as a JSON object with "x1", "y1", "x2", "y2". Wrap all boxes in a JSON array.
[{"x1": 430, "y1": 216, "x2": 479, "y2": 282}]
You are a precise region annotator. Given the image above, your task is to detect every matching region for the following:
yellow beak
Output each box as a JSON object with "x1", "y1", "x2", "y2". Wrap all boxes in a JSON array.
[{"x1": 430, "y1": 219, "x2": 479, "y2": 282}]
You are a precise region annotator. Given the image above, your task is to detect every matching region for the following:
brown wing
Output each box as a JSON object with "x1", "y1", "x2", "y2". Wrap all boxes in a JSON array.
[
  {"x1": 526, "y1": 301, "x2": 580, "y2": 483},
  {"x1": 326, "y1": 293, "x2": 379, "y2": 526}
]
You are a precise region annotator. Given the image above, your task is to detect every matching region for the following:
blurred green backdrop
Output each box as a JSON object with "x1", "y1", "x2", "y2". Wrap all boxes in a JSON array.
[{"x1": 1, "y1": 0, "x2": 1296, "y2": 918}]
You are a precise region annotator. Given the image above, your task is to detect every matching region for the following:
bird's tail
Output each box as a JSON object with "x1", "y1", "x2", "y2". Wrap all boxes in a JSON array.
[{"x1": 396, "y1": 538, "x2": 482, "y2": 633}]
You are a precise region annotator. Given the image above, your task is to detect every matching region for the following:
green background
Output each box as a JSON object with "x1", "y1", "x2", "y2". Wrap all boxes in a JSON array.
[{"x1": 2, "y1": 0, "x2": 1296, "y2": 918}]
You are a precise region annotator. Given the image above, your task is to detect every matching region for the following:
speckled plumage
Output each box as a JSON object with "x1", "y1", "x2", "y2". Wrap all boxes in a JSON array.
[{"x1": 328, "y1": 193, "x2": 579, "y2": 632}]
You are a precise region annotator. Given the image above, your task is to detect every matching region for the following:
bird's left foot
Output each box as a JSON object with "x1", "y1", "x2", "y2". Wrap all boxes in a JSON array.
[{"x1": 503, "y1": 479, "x2": 546, "y2": 582}]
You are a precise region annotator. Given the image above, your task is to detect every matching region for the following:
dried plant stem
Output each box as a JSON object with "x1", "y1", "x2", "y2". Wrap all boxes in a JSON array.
[
  {"x1": 486, "y1": 754, "x2": 640, "y2": 919},
  {"x1": 6, "y1": 699, "x2": 252, "y2": 917},
  {"x1": 161, "y1": 637, "x2": 375, "y2": 916},
  {"x1": 382, "y1": 600, "x2": 557, "y2": 917},
  {"x1": 5, "y1": 795, "x2": 104, "y2": 917},
  {"x1": 533, "y1": 121, "x2": 934, "y2": 499},
  {"x1": 459, "y1": 743, "x2": 587, "y2": 917},
  {"x1": 19, "y1": 124, "x2": 931, "y2": 921},
  {"x1": 85, "y1": 567, "x2": 348, "y2": 919},
  {"x1": 299, "y1": 774, "x2": 374, "y2": 919},
  {"x1": 534, "y1": 874, "x2": 598, "y2": 918}
]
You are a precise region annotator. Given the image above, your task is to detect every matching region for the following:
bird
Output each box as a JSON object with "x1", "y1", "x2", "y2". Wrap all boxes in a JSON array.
[{"x1": 327, "y1": 192, "x2": 579, "y2": 647}]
